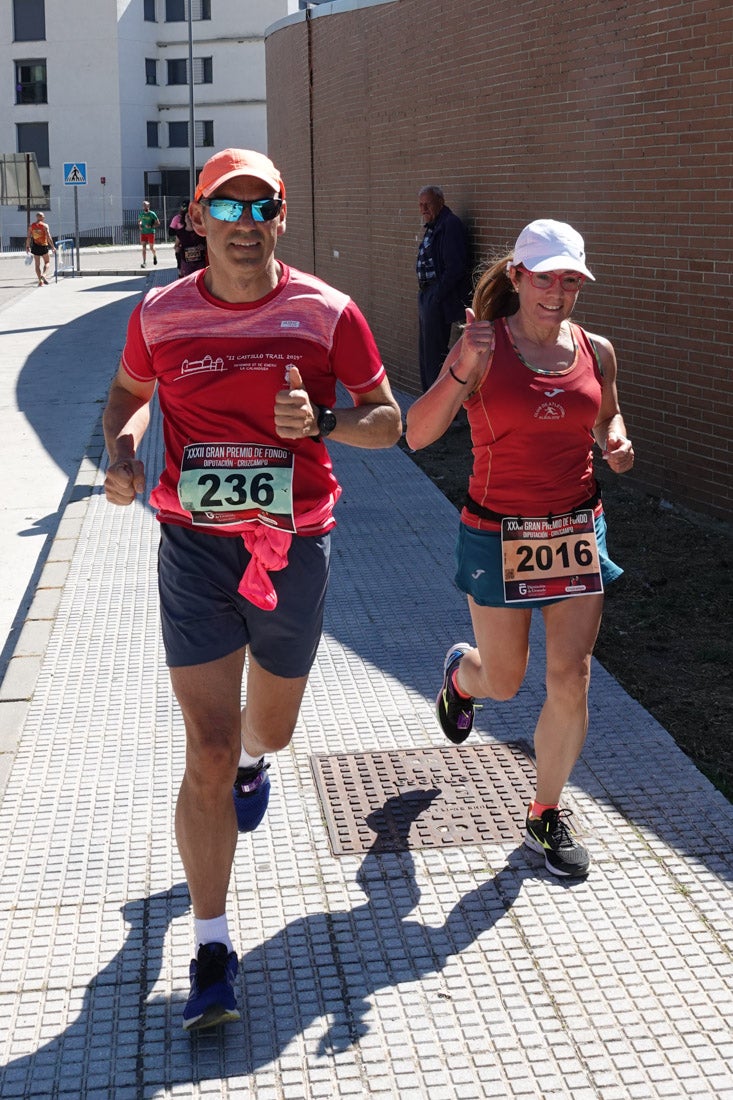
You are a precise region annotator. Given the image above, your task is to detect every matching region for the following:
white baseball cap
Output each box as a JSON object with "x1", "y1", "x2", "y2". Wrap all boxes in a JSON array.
[{"x1": 513, "y1": 219, "x2": 595, "y2": 280}]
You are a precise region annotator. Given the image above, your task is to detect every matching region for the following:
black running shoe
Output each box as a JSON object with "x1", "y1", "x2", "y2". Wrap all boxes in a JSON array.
[
  {"x1": 525, "y1": 807, "x2": 590, "y2": 878},
  {"x1": 232, "y1": 758, "x2": 271, "y2": 833},
  {"x1": 435, "y1": 643, "x2": 475, "y2": 744},
  {"x1": 182, "y1": 942, "x2": 240, "y2": 1031}
]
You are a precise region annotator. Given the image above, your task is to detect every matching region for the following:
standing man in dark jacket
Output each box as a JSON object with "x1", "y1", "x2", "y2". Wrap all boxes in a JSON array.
[{"x1": 416, "y1": 186, "x2": 471, "y2": 391}]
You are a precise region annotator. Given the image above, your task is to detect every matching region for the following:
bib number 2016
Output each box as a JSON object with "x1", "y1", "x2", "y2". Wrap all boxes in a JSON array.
[
  {"x1": 501, "y1": 509, "x2": 603, "y2": 602},
  {"x1": 515, "y1": 538, "x2": 594, "y2": 573}
]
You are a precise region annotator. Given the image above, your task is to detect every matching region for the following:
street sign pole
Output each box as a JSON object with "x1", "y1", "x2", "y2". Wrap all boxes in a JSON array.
[
  {"x1": 74, "y1": 186, "x2": 80, "y2": 275},
  {"x1": 63, "y1": 162, "x2": 88, "y2": 276},
  {"x1": 187, "y1": 0, "x2": 196, "y2": 200}
]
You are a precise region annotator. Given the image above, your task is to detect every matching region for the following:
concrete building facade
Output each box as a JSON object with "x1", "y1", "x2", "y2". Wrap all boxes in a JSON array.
[{"x1": 1, "y1": 0, "x2": 296, "y2": 246}]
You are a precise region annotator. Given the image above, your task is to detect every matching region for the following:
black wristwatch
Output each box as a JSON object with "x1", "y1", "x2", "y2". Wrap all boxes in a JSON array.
[{"x1": 316, "y1": 405, "x2": 337, "y2": 437}]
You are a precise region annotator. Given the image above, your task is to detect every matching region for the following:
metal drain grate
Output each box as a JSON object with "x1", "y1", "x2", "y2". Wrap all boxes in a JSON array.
[{"x1": 310, "y1": 743, "x2": 536, "y2": 855}]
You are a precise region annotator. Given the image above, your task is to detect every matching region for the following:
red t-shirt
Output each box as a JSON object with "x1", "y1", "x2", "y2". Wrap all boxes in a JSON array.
[
  {"x1": 121, "y1": 263, "x2": 385, "y2": 536},
  {"x1": 462, "y1": 317, "x2": 603, "y2": 530}
]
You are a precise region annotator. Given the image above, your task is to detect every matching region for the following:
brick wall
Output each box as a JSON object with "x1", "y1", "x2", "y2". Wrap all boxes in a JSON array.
[{"x1": 266, "y1": 0, "x2": 733, "y2": 521}]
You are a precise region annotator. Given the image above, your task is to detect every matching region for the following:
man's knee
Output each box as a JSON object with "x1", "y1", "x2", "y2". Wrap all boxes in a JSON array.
[
  {"x1": 184, "y1": 724, "x2": 240, "y2": 785},
  {"x1": 242, "y1": 666, "x2": 310, "y2": 754},
  {"x1": 244, "y1": 719, "x2": 296, "y2": 755},
  {"x1": 243, "y1": 695, "x2": 300, "y2": 753}
]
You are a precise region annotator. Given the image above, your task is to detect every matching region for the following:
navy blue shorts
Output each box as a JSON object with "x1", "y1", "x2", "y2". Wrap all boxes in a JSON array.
[
  {"x1": 158, "y1": 523, "x2": 330, "y2": 675},
  {"x1": 454, "y1": 512, "x2": 623, "y2": 609}
]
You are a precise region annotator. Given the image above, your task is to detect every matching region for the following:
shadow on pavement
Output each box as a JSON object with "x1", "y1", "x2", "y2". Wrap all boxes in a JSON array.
[{"x1": 0, "y1": 792, "x2": 523, "y2": 1092}]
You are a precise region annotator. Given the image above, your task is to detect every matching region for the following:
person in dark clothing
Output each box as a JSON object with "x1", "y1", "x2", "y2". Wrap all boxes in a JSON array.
[
  {"x1": 416, "y1": 186, "x2": 471, "y2": 391},
  {"x1": 172, "y1": 207, "x2": 208, "y2": 277},
  {"x1": 169, "y1": 201, "x2": 190, "y2": 274}
]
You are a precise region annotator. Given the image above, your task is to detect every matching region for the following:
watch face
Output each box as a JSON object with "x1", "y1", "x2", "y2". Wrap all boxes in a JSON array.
[{"x1": 318, "y1": 406, "x2": 337, "y2": 436}]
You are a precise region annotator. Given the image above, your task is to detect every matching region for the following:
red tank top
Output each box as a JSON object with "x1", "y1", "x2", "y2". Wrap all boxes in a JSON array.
[{"x1": 462, "y1": 317, "x2": 603, "y2": 531}]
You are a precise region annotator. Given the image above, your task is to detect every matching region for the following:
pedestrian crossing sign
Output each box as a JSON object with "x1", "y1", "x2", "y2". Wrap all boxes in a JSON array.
[{"x1": 63, "y1": 162, "x2": 87, "y2": 185}]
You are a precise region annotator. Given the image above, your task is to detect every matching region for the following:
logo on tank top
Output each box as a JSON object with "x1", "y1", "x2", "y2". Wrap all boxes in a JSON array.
[{"x1": 534, "y1": 401, "x2": 565, "y2": 420}]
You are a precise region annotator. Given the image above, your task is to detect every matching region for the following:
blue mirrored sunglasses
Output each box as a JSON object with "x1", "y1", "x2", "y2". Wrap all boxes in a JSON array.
[{"x1": 202, "y1": 197, "x2": 283, "y2": 223}]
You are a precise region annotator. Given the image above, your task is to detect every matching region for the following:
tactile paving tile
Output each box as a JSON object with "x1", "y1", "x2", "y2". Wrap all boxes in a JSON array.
[{"x1": 311, "y1": 742, "x2": 536, "y2": 854}]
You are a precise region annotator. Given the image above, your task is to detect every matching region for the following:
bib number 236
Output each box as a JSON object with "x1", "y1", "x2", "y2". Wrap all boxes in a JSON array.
[{"x1": 177, "y1": 442, "x2": 295, "y2": 531}]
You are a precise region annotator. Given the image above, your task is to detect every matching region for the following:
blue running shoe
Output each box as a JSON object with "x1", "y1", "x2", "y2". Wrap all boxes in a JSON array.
[
  {"x1": 233, "y1": 758, "x2": 271, "y2": 833},
  {"x1": 182, "y1": 942, "x2": 240, "y2": 1031},
  {"x1": 436, "y1": 643, "x2": 475, "y2": 744}
]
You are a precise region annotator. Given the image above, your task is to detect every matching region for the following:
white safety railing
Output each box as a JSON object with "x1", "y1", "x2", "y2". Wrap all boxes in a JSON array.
[{"x1": 54, "y1": 238, "x2": 76, "y2": 280}]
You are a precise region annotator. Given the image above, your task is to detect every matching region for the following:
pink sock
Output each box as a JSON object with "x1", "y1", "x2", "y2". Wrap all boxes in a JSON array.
[
  {"x1": 529, "y1": 800, "x2": 558, "y2": 819},
  {"x1": 450, "y1": 668, "x2": 472, "y2": 699}
]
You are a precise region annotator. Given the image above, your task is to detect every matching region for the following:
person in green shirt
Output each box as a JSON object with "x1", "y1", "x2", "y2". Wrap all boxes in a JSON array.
[{"x1": 138, "y1": 200, "x2": 160, "y2": 267}]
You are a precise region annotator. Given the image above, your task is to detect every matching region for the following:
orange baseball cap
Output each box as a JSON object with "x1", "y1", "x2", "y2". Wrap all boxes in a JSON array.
[{"x1": 194, "y1": 148, "x2": 285, "y2": 201}]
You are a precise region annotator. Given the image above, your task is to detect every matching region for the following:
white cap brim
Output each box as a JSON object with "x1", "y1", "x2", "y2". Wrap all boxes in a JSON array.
[{"x1": 525, "y1": 255, "x2": 595, "y2": 280}]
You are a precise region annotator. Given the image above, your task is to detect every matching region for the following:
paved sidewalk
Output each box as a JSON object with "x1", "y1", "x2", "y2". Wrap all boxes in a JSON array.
[
  {"x1": 0, "y1": 244, "x2": 178, "y2": 295},
  {"x1": 0, "y1": 260, "x2": 151, "y2": 718},
  {"x1": 0, "y1": 270, "x2": 731, "y2": 1099},
  {"x1": 51, "y1": 243, "x2": 179, "y2": 278}
]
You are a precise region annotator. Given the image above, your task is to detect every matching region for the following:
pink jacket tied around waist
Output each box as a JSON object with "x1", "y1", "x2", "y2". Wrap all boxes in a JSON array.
[
  {"x1": 238, "y1": 525, "x2": 292, "y2": 611},
  {"x1": 236, "y1": 494, "x2": 338, "y2": 611}
]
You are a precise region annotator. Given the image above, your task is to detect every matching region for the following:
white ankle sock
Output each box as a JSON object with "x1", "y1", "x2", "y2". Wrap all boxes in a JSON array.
[
  {"x1": 195, "y1": 915, "x2": 233, "y2": 954},
  {"x1": 238, "y1": 745, "x2": 263, "y2": 769}
]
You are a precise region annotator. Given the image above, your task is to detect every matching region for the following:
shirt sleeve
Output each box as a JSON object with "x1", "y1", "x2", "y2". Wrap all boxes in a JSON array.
[
  {"x1": 330, "y1": 301, "x2": 386, "y2": 394},
  {"x1": 120, "y1": 300, "x2": 156, "y2": 382}
]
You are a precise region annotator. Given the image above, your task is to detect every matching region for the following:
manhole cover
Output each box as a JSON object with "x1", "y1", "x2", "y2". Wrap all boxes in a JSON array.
[{"x1": 310, "y1": 743, "x2": 536, "y2": 855}]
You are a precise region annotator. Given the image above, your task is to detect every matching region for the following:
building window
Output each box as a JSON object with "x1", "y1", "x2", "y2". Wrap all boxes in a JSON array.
[
  {"x1": 166, "y1": 57, "x2": 213, "y2": 85},
  {"x1": 165, "y1": 0, "x2": 210, "y2": 22},
  {"x1": 17, "y1": 122, "x2": 49, "y2": 168},
  {"x1": 13, "y1": 0, "x2": 45, "y2": 41},
  {"x1": 147, "y1": 121, "x2": 159, "y2": 148},
  {"x1": 195, "y1": 120, "x2": 214, "y2": 148},
  {"x1": 167, "y1": 58, "x2": 188, "y2": 85},
  {"x1": 15, "y1": 60, "x2": 47, "y2": 104},
  {"x1": 144, "y1": 0, "x2": 156, "y2": 20},
  {"x1": 168, "y1": 121, "x2": 188, "y2": 147},
  {"x1": 145, "y1": 58, "x2": 158, "y2": 85},
  {"x1": 193, "y1": 57, "x2": 213, "y2": 84}
]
